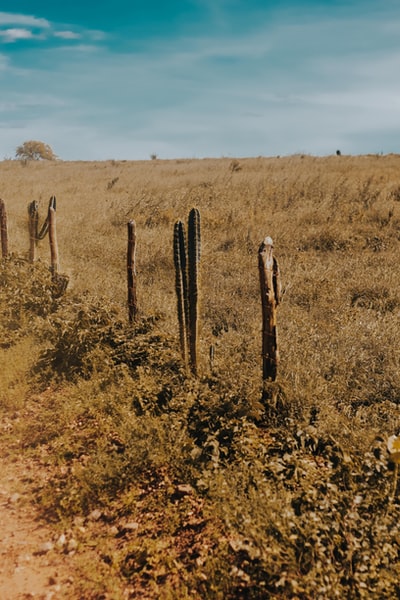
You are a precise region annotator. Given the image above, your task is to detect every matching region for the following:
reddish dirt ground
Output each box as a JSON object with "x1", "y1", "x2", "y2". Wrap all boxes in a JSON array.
[{"x1": 0, "y1": 454, "x2": 76, "y2": 600}]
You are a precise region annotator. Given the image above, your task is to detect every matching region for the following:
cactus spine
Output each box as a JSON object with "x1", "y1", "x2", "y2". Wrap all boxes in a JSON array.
[
  {"x1": 174, "y1": 208, "x2": 201, "y2": 375},
  {"x1": 0, "y1": 199, "x2": 8, "y2": 258}
]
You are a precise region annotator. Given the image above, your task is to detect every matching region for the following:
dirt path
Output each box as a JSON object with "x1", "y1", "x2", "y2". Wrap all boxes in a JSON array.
[{"x1": 0, "y1": 453, "x2": 76, "y2": 600}]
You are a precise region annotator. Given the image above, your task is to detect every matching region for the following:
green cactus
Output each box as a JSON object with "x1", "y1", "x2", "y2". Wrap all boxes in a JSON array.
[
  {"x1": 174, "y1": 220, "x2": 188, "y2": 367},
  {"x1": 173, "y1": 208, "x2": 201, "y2": 375},
  {"x1": 187, "y1": 208, "x2": 201, "y2": 376}
]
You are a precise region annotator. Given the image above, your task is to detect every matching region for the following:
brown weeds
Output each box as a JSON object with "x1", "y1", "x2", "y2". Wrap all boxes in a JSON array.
[{"x1": 2, "y1": 154, "x2": 400, "y2": 598}]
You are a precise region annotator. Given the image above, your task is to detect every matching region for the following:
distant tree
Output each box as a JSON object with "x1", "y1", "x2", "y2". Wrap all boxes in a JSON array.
[
  {"x1": 15, "y1": 140, "x2": 58, "y2": 161},
  {"x1": 336, "y1": 149, "x2": 341, "y2": 156}
]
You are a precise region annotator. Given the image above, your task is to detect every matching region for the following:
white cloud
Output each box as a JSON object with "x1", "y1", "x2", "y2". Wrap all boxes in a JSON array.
[
  {"x1": 55, "y1": 44, "x2": 102, "y2": 53},
  {"x1": 87, "y1": 30, "x2": 107, "y2": 42},
  {"x1": 0, "y1": 52, "x2": 9, "y2": 69},
  {"x1": 4, "y1": 91, "x2": 69, "y2": 109},
  {"x1": 1, "y1": 3, "x2": 400, "y2": 159},
  {"x1": 54, "y1": 31, "x2": 82, "y2": 40},
  {"x1": 0, "y1": 12, "x2": 103, "y2": 47},
  {"x1": 0, "y1": 12, "x2": 50, "y2": 28},
  {"x1": 0, "y1": 28, "x2": 37, "y2": 43}
]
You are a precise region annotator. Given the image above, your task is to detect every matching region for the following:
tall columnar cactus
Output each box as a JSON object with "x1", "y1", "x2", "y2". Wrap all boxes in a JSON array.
[
  {"x1": 187, "y1": 208, "x2": 201, "y2": 376},
  {"x1": 174, "y1": 208, "x2": 201, "y2": 375},
  {"x1": 174, "y1": 220, "x2": 188, "y2": 366},
  {"x1": 258, "y1": 236, "x2": 281, "y2": 395},
  {"x1": 127, "y1": 220, "x2": 138, "y2": 322},
  {"x1": 0, "y1": 198, "x2": 8, "y2": 258}
]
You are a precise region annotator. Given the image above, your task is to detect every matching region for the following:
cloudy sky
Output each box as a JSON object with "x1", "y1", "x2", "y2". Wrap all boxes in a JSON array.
[{"x1": 0, "y1": 1, "x2": 399, "y2": 160}]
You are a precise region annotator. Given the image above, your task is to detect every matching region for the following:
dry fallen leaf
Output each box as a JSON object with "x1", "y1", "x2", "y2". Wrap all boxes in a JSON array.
[{"x1": 387, "y1": 435, "x2": 400, "y2": 464}]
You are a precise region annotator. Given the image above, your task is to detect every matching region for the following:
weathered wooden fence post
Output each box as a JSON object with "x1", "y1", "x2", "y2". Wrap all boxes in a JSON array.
[
  {"x1": 28, "y1": 196, "x2": 56, "y2": 261},
  {"x1": 48, "y1": 206, "x2": 59, "y2": 278},
  {"x1": 48, "y1": 198, "x2": 68, "y2": 297},
  {"x1": 28, "y1": 201, "x2": 39, "y2": 262},
  {"x1": 39, "y1": 196, "x2": 56, "y2": 240},
  {"x1": 0, "y1": 199, "x2": 8, "y2": 258},
  {"x1": 127, "y1": 220, "x2": 138, "y2": 322},
  {"x1": 258, "y1": 236, "x2": 281, "y2": 406}
]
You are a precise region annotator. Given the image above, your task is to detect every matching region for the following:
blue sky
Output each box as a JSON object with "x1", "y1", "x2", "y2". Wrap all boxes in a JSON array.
[{"x1": 1, "y1": 1, "x2": 400, "y2": 160}]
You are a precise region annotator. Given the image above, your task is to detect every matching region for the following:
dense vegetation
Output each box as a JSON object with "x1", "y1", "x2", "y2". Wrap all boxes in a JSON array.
[{"x1": 1, "y1": 154, "x2": 400, "y2": 598}]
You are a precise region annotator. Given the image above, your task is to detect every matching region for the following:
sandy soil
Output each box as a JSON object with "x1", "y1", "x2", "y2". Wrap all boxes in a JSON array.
[{"x1": 0, "y1": 454, "x2": 76, "y2": 600}]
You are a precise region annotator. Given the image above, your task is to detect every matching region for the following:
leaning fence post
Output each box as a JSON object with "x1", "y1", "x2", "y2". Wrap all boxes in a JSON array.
[
  {"x1": 0, "y1": 199, "x2": 8, "y2": 258},
  {"x1": 28, "y1": 201, "x2": 39, "y2": 262},
  {"x1": 127, "y1": 220, "x2": 138, "y2": 322},
  {"x1": 37, "y1": 196, "x2": 56, "y2": 241},
  {"x1": 258, "y1": 236, "x2": 281, "y2": 405},
  {"x1": 48, "y1": 206, "x2": 59, "y2": 278}
]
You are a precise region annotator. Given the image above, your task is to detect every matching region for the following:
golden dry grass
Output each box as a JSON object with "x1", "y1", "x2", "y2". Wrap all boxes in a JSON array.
[
  {"x1": 2, "y1": 153, "x2": 400, "y2": 598},
  {"x1": 2, "y1": 154, "x2": 400, "y2": 424}
]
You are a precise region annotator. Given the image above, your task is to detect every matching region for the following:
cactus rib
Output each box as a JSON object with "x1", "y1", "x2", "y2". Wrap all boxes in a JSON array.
[
  {"x1": 188, "y1": 208, "x2": 201, "y2": 375},
  {"x1": 174, "y1": 220, "x2": 188, "y2": 367}
]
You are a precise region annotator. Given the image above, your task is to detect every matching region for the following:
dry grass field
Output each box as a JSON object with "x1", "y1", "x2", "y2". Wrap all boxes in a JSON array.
[{"x1": 1, "y1": 153, "x2": 400, "y2": 598}]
